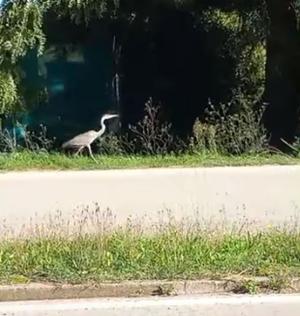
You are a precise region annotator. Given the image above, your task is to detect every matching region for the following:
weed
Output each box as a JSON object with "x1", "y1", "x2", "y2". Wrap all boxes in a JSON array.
[
  {"x1": 280, "y1": 137, "x2": 300, "y2": 157},
  {"x1": 233, "y1": 280, "x2": 260, "y2": 294},
  {"x1": 0, "y1": 124, "x2": 55, "y2": 153},
  {"x1": 201, "y1": 99, "x2": 268, "y2": 155},
  {"x1": 264, "y1": 276, "x2": 291, "y2": 293},
  {"x1": 190, "y1": 119, "x2": 218, "y2": 153},
  {"x1": 152, "y1": 284, "x2": 175, "y2": 296},
  {"x1": 128, "y1": 98, "x2": 177, "y2": 155},
  {"x1": 96, "y1": 134, "x2": 133, "y2": 155}
]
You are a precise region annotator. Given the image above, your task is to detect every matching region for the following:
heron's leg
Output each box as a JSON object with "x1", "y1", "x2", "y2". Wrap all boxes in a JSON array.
[
  {"x1": 75, "y1": 146, "x2": 84, "y2": 156},
  {"x1": 87, "y1": 145, "x2": 97, "y2": 163}
]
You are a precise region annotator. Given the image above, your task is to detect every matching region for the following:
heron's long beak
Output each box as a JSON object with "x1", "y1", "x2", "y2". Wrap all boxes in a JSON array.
[{"x1": 107, "y1": 114, "x2": 119, "y2": 120}]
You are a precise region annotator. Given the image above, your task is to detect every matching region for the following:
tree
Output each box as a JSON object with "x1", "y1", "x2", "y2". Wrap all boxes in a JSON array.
[
  {"x1": 0, "y1": 0, "x2": 299, "y2": 149},
  {"x1": 0, "y1": 0, "x2": 116, "y2": 116},
  {"x1": 0, "y1": 1, "x2": 265, "y2": 111},
  {"x1": 0, "y1": 1, "x2": 45, "y2": 115},
  {"x1": 264, "y1": 0, "x2": 300, "y2": 148}
]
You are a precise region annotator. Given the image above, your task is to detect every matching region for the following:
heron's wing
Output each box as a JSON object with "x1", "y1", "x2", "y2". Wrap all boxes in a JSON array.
[{"x1": 62, "y1": 131, "x2": 98, "y2": 148}]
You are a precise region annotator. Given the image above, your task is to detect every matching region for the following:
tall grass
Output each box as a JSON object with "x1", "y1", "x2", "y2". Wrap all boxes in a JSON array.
[{"x1": 0, "y1": 210, "x2": 300, "y2": 284}]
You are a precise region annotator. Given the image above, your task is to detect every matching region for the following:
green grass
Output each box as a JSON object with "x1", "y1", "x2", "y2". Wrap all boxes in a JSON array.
[
  {"x1": 0, "y1": 151, "x2": 299, "y2": 171},
  {"x1": 1, "y1": 229, "x2": 300, "y2": 284}
]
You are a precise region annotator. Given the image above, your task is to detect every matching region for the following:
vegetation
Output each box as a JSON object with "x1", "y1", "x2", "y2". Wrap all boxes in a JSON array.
[
  {"x1": 1, "y1": 1, "x2": 300, "y2": 289},
  {"x1": 0, "y1": 0, "x2": 299, "y2": 152},
  {"x1": 0, "y1": 100, "x2": 299, "y2": 170},
  {"x1": 0, "y1": 97, "x2": 299, "y2": 170},
  {"x1": 1, "y1": 152, "x2": 300, "y2": 171},
  {"x1": 0, "y1": 223, "x2": 300, "y2": 285}
]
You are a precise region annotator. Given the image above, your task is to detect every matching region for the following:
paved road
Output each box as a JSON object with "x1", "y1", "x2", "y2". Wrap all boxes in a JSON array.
[
  {"x1": 1, "y1": 166, "x2": 300, "y2": 233},
  {"x1": 0, "y1": 295, "x2": 300, "y2": 316}
]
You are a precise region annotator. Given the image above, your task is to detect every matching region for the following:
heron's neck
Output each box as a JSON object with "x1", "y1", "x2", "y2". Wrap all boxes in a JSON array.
[{"x1": 97, "y1": 119, "x2": 106, "y2": 136}]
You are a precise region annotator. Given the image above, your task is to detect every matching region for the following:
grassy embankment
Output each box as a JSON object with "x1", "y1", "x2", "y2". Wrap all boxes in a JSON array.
[
  {"x1": 0, "y1": 227, "x2": 299, "y2": 287},
  {"x1": 0, "y1": 151, "x2": 299, "y2": 171}
]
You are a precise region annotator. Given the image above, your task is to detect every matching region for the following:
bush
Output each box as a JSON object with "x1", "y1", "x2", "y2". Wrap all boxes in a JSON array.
[
  {"x1": 0, "y1": 128, "x2": 18, "y2": 152},
  {"x1": 191, "y1": 99, "x2": 268, "y2": 155},
  {"x1": 128, "y1": 98, "x2": 180, "y2": 155},
  {"x1": 190, "y1": 120, "x2": 218, "y2": 153},
  {"x1": 95, "y1": 133, "x2": 134, "y2": 155},
  {"x1": 0, "y1": 124, "x2": 55, "y2": 153}
]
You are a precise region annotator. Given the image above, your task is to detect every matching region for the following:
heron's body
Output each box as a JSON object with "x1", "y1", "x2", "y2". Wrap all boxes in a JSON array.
[
  {"x1": 62, "y1": 114, "x2": 118, "y2": 161},
  {"x1": 62, "y1": 130, "x2": 103, "y2": 149}
]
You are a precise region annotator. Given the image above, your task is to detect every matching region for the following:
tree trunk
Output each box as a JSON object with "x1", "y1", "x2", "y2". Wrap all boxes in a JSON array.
[{"x1": 265, "y1": 0, "x2": 300, "y2": 149}]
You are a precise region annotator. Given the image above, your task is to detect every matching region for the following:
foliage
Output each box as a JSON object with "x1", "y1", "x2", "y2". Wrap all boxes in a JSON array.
[
  {"x1": 0, "y1": 70, "x2": 18, "y2": 114},
  {"x1": 292, "y1": 138, "x2": 300, "y2": 157},
  {"x1": 0, "y1": 1, "x2": 46, "y2": 114},
  {"x1": 44, "y1": 0, "x2": 118, "y2": 24},
  {"x1": 200, "y1": 4, "x2": 267, "y2": 103},
  {"x1": 128, "y1": 99, "x2": 178, "y2": 155},
  {"x1": 3, "y1": 0, "x2": 296, "y2": 150},
  {"x1": 0, "y1": 0, "x2": 269, "y2": 114},
  {"x1": 0, "y1": 124, "x2": 55, "y2": 153},
  {"x1": 0, "y1": 1, "x2": 45, "y2": 63},
  {"x1": 192, "y1": 98, "x2": 268, "y2": 155},
  {"x1": 280, "y1": 138, "x2": 300, "y2": 158},
  {"x1": 201, "y1": 8, "x2": 241, "y2": 32},
  {"x1": 190, "y1": 120, "x2": 218, "y2": 153},
  {"x1": 235, "y1": 43, "x2": 266, "y2": 101},
  {"x1": 0, "y1": 99, "x2": 268, "y2": 156},
  {"x1": 96, "y1": 133, "x2": 133, "y2": 155},
  {"x1": 95, "y1": 99, "x2": 183, "y2": 156},
  {"x1": 0, "y1": 0, "x2": 117, "y2": 114},
  {"x1": 0, "y1": 95, "x2": 262, "y2": 157}
]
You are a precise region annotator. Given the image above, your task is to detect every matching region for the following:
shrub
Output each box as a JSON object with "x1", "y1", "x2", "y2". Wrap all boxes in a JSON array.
[
  {"x1": 190, "y1": 119, "x2": 218, "y2": 153},
  {"x1": 192, "y1": 99, "x2": 268, "y2": 155},
  {"x1": 128, "y1": 98, "x2": 178, "y2": 155},
  {"x1": 95, "y1": 133, "x2": 134, "y2": 155},
  {"x1": 0, "y1": 124, "x2": 55, "y2": 153}
]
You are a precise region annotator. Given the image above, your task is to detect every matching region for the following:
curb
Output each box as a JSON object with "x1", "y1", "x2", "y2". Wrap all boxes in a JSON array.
[{"x1": 0, "y1": 278, "x2": 300, "y2": 302}]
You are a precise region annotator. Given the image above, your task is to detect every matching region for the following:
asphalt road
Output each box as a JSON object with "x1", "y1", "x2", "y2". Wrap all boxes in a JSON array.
[
  {"x1": 1, "y1": 166, "x2": 300, "y2": 233},
  {"x1": 0, "y1": 295, "x2": 300, "y2": 316}
]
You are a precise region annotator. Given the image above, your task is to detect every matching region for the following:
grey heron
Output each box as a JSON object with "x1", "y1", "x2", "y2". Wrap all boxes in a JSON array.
[{"x1": 62, "y1": 113, "x2": 119, "y2": 161}]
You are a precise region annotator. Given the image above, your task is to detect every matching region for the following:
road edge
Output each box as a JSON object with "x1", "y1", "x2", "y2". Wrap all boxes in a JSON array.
[{"x1": 1, "y1": 278, "x2": 300, "y2": 302}]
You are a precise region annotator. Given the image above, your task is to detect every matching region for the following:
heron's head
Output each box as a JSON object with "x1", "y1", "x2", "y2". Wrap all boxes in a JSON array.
[{"x1": 101, "y1": 113, "x2": 119, "y2": 124}]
